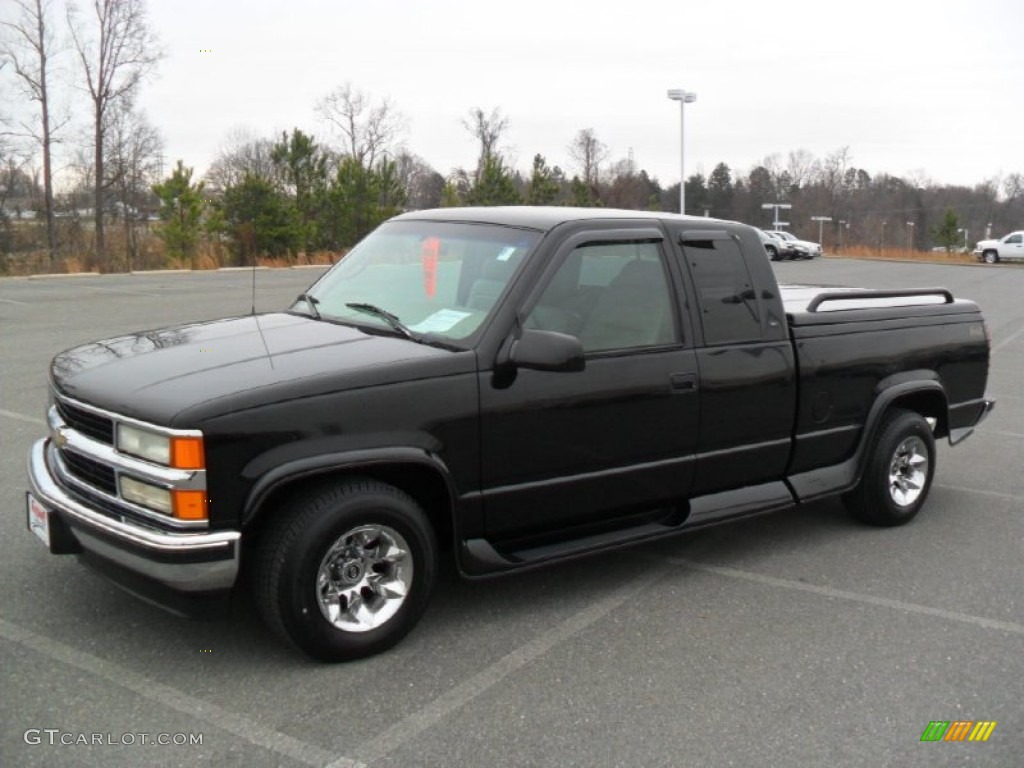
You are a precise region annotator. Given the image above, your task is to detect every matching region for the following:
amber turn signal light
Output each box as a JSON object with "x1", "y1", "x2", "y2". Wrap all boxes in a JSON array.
[
  {"x1": 170, "y1": 437, "x2": 205, "y2": 469},
  {"x1": 172, "y1": 490, "x2": 208, "y2": 520}
]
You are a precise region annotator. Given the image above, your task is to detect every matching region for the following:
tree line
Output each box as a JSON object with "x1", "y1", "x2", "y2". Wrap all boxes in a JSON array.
[{"x1": 2, "y1": 0, "x2": 1022, "y2": 274}]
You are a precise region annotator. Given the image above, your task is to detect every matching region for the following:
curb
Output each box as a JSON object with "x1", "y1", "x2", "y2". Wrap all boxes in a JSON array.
[{"x1": 27, "y1": 272, "x2": 102, "y2": 280}]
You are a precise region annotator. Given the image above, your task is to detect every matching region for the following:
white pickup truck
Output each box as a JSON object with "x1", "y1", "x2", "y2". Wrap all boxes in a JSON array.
[{"x1": 974, "y1": 231, "x2": 1024, "y2": 263}]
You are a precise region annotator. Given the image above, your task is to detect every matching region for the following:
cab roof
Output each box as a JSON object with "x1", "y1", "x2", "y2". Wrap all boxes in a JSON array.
[{"x1": 393, "y1": 206, "x2": 731, "y2": 232}]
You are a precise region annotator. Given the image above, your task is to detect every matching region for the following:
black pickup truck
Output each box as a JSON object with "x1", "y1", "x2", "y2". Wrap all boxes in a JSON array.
[{"x1": 26, "y1": 207, "x2": 994, "y2": 661}]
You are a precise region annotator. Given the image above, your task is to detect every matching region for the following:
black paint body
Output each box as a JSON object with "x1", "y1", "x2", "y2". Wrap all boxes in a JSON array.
[{"x1": 45, "y1": 208, "x2": 992, "y2": 592}]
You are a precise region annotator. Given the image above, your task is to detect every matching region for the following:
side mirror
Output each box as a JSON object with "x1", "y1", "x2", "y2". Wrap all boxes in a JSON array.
[{"x1": 510, "y1": 329, "x2": 585, "y2": 372}]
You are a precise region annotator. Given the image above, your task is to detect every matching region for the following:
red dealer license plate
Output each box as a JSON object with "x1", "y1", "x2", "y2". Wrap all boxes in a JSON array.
[{"x1": 27, "y1": 493, "x2": 50, "y2": 548}]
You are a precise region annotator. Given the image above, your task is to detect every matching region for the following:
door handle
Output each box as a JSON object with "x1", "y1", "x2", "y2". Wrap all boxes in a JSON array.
[{"x1": 670, "y1": 373, "x2": 698, "y2": 392}]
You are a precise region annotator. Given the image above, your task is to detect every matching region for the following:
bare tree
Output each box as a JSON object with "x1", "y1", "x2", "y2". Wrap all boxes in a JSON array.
[
  {"x1": 462, "y1": 107, "x2": 509, "y2": 184},
  {"x1": 67, "y1": 0, "x2": 161, "y2": 265},
  {"x1": 316, "y1": 83, "x2": 404, "y2": 169},
  {"x1": 785, "y1": 148, "x2": 818, "y2": 190},
  {"x1": 204, "y1": 128, "x2": 280, "y2": 195},
  {"x1": 568, "y1": 128, "x2": 608, "y2": 188},
  {"x1": 1, "y1": 0, "x2": 67, "y2": 264},
  {"x1": 103, "y1": 102, "x2": 162, "y2": 269}
]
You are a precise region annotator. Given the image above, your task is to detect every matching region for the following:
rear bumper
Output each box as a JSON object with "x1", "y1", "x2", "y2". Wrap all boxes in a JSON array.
[
  {"x1": 27, "y1": 439, "x2": 240, "y2": 600},
  {"x1": 948, "y1": 398, "x2": 996, "y2": 445}
]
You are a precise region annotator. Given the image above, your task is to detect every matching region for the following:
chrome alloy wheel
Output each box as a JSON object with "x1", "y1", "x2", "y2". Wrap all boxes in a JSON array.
[
  {"x1": 888, "y1": 436, "x2": 929, "y2": 507},
  {"x1": 316, "y1": 524, "x2": 413, "y2": 633}
]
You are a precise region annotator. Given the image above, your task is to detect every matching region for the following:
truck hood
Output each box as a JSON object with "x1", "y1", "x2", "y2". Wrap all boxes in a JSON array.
[
  {"x1": 974, "y1": 239, "x2": 998, "y2": 249},
  {"x1": 51, "y1": 313, "x2": 466, "y2": 426}
]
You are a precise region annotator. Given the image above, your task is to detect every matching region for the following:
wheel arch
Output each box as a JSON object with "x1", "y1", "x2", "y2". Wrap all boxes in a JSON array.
[
  {"x1": 242, "y1": 449, "x2": 457, "y2": 555},
  {"x1": 788, "y1": 375, "x2": 949, "y2": 503},
  {"x1": 854, "y1": 377, "x2": 947, "y2": 480}
]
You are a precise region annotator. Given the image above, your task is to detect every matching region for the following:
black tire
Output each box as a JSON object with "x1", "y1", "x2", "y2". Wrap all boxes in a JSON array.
[
  {"x1": 255, "y1": 478, "x2": 437, "y2": 662},
  {"x1": 766, "y1": 245, "x2": 780, "y2": 261},
  {"x1": 844, "y1": 409, "x2": 936, "y2": 527},
  {"x1": 983, "y1": 250, "x2": 999, "y2": 264}
]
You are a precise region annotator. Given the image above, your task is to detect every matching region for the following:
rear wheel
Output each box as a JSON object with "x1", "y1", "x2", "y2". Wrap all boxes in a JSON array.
[
  {"x1": 766, "y1": 245, "x2": 780, "y2": 261},
  {"x1": 983, "y1": 250, "x2": 999, "y2": 264},
  {"x1": 256, "y1": 478, "x2": 437, "y2": 661},
  {"x1": 844, "y1": 409, "x2": 935, "y2": 526}
]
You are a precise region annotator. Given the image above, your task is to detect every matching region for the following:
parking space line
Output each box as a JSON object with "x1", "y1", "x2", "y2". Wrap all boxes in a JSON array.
[
  {"x1": 935, "y1": 483, "x2": 1024, "y2": 502},
  {"x1": 984, "y1": 429, "x2": 1024, "y2": 440},
  {"x1": 81, "y1": 286, "x2": 161, "y2": 298},
  {"x1": 0, "y1": 408, "x2": 45, "y2": 426},
  {"x1": 647, "y1": 557, "x2": 1024, "y2": 637},
  {"x1": 0, "y1": 297, "x2": 30, "y2": 305},
  {"x1": 0, "y1": 617, "x2": 359, "y2": 768},
  {"x1": 343, "y1": 565, "x2": 667, "y2": 767},
  {"x1": 992, "y1": 323, "x2": 1024, "y2": 353}
]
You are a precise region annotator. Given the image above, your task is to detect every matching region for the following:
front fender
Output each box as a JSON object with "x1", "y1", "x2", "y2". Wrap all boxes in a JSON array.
[{"x1": 241, "y1": 441, "x2": 458, "y2": 527}]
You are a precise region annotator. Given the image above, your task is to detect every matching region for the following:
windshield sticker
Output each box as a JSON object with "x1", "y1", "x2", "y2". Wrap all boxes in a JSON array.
[
  {"x1": 410, "y1": 309, "x2": 472, "y2": 333},
  {"x1": 496, "y1": 246, "x2": 517, "y2": 262}
]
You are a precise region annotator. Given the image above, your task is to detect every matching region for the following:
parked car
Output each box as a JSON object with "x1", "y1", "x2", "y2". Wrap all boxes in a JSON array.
[
  {"x1": 974, "y1": 231, "x2": 1024, "y2": 263},
  {"x1": 26, "y1": 207, "x2": 993, "y2": 661},
  {"x1": 761, "y1": 229, "x2": 796, "y2": 260},
  {"x1": 773, "y1": 230, "x2": 822, "y2": 259}
]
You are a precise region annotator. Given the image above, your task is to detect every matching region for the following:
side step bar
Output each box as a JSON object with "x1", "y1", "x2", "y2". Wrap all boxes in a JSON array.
[{"x1": 460, "y1": 482, "x2": 795, "y2": 576}]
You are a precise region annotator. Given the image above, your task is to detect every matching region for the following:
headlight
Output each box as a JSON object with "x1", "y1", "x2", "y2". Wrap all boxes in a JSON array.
[
  {"x1": 118, "y1": 424, "x2": 169, "y2": 464},
  {"x1": 119, "y1": 477, "x2": 207, "y2": 520},
  {"x1": 117, "y1": 424, "x2": 205, "y2": 469},
  {"x1": 120, "y1": 476, "x2": 172, "y2": 514}
]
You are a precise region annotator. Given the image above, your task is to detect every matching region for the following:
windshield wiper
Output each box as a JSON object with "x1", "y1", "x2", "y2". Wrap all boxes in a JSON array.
[
  {"x1": 295, "y1": 293, "x2": 322, "y2": 320},
  {"x1": 345, "y1": 302, "x2": 417, "y2": 340}
]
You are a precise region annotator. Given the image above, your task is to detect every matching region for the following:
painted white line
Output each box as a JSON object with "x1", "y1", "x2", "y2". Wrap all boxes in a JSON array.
[
  {"x1": 982, "y1": 429, "x2": 1024, "y2": 440},
  {"x1": 0, "y1": 297, "x2": 30, "y2": 305},
  {"x1": 0, "y1": 618, "x2": 359, "y2": 768},
  {"x1": 342, "y1": 566, "x2": 666, "y2": 767},
  {"x1": 81, "y1": 286, "x2": 161, "y2": 298},
  {"x1": 992, "y1": 324, "x2": 1024, "y2": 353},
  {"x1": 650, "y1": 557, "x2": 1024, "y2": 637},
  {"x1": 0, "y1": 408, "x2": 45, "y2": 426},
  {"x1": 935, "y1": 483, "x2": 1024, "y2": 502},
  {"x1": 990, "y1": 392, "x2": 1024, "y2": 402}
]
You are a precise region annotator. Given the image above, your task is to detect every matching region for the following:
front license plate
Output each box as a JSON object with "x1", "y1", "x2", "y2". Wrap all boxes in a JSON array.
[{"x1": 27, "y1": 493, "x2": 50, "y2": 549}]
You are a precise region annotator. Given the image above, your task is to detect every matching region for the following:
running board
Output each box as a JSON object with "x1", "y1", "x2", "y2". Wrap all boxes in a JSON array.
[{"x1": 459, "y1": 481, "x2": 795, "y2": 576}]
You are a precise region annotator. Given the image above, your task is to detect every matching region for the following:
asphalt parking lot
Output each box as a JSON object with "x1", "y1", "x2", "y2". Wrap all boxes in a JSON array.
[{"x1": 1, "y1": 258, "x2": 1021, "y2": 767}]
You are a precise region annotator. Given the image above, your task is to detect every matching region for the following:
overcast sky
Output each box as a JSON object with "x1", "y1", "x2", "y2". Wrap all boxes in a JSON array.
[{"x1": 8, "y1": 0, "x2": 1024, "y2": 190}]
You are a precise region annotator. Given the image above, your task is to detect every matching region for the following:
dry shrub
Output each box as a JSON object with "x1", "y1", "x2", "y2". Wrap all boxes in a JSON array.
[
  {"x1": 834, "y1": 246, "x2": 976, "y2": 265},
  {"x1": 63, "y1": 256, "x2": 86, "y2": 273}
]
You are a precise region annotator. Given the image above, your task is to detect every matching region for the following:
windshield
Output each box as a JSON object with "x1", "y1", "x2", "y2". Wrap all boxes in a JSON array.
[{"x1": 296, "y1": 220, "x2": 540, "y2": 343}]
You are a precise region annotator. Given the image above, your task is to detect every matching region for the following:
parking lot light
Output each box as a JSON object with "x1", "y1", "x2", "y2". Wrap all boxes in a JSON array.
[{"x1": 667, "y1": 89, "x2": 697, "y2": 215}]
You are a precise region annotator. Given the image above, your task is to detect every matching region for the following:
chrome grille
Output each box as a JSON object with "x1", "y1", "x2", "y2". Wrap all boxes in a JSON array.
[
  {"x1": 56, "y1": 399, "x2": 114, "y2": 444},
  {"x1": 60, "y1": 448, "x2": 117, "y2": 495}
]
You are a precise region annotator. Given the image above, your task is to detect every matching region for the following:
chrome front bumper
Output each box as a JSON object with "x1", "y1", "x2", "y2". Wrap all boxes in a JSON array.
[{"x1": 27, "y1": 439, "x2": 240, "y2": 593}]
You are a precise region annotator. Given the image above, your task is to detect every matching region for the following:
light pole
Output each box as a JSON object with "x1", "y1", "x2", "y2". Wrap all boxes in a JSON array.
[
  {"x1": 762, "y1": 202, "x2": 792, "y2": 230},
  {"x1": 838, "y1": 219, "x2": 847, "y2": 253},
  {"x1": 906, "y1": 221, "x2": 915, "y2": 251},
  {"x1": 667, "y1": 88, "x2": 697, "y2": 215},
  {"x1": 880, "y1": 220, "x2": 887, "y2": 252},
  {"x1": 811, "y1": 215, "x2": 831, "y2": 249},
  {"x1": 957, "y1": 227, "x2": 969, "y2": 252}
]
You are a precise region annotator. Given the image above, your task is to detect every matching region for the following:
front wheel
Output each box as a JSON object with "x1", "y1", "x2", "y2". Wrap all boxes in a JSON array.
[
  {"x1": 766, "y1": 245, "x2": 780, "y2": 261},
  {"x1": 983, "y1": 250, "x2": 999, "y2": 264},
  {"x1": 844, "y1": 409, "x2": 936, "y2": 526},
  {"x1": 256, "y1": 478, "x2": 437, "y2": 661}
]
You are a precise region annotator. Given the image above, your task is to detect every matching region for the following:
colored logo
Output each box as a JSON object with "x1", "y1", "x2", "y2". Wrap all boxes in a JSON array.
[{"x1": 920, "y1": 721, "x2": 997, "y2": 742}]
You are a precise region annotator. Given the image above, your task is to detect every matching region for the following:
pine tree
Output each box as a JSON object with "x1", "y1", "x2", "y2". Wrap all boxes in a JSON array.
[{"x1": 152, "y1": 161, "x2": 204, "y2": 264}]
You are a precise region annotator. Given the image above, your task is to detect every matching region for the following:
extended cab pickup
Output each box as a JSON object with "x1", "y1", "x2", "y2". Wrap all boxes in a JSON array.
[{"x1": 26, "y1": 207, "x2": 994, "y2": 661}]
